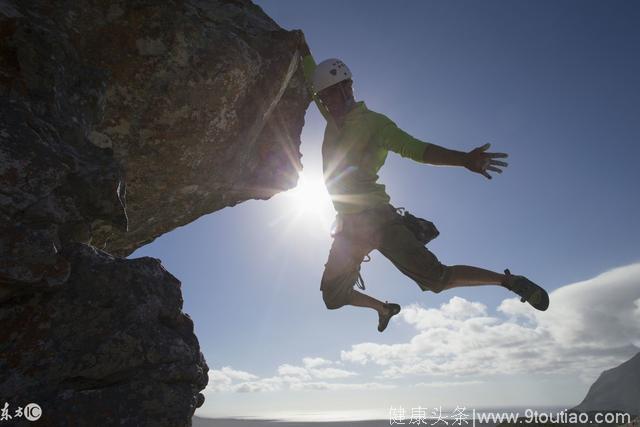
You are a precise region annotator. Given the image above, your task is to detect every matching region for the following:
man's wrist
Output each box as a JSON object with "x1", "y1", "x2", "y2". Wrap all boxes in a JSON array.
[
  {"x1": 460, "y1": 151, "x2": 471, "y2": 168},
  {"x1": 445, "y1": 148, "x2": 468, "y2": 167}
]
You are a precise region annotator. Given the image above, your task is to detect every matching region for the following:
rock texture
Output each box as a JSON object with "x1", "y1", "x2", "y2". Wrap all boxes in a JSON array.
[
  {"x1": 79, "y1": 0, "x2": 307, "y2": 256},
  {"x1": 1, "y1": 243, "x2": 208, "y2": 426},
  {"x1": 1, "y1": 0, "x2": 310, "y2": 425},
  {"x1": 571, "y1": 351, "x2": 640, "y2": 416}
]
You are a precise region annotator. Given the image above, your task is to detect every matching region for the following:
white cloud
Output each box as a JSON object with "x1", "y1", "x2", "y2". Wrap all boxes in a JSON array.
[
  {"x1": 234, "y1": 377, "x2": 284, "y2": 393},
  {"x1": 309, "y1": 367, "x2": 357, "y2": 379},
  {"x1": 205, "y1": 367, "x2": 260, "y2": 392},
  {"x1": 526, "y1": 263, "x2": 640, "y2": 350},
  {"x1": 205, "y1": 358, "x2": 360, "y2": 393},
  {"x1": 277, "y1": 363, "x2": 312, "y2": 380},
  {"x1": 302, "y1": 357, "x2": 332, "y2": 368},
  {"x1": 341, "y1": 263, "x2": 640, "y2": 384},
  {"x1": 289, "y1": 381, "x2": 395, "y2": 391}
]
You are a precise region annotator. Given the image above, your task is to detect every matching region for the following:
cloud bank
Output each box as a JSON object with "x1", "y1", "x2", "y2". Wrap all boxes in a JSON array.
[
  {"x1": 205, "y1": 358, "x2": 393, "y2": 393},
  {"x1": 205, "y1": 263, "x2": 640, "y2": 393},
  {"x1": 341, "y1": 263, "x2": 640, "y2": 382}
]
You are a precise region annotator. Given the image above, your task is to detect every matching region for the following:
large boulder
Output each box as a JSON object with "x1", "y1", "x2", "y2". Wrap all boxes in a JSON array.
[
  {"x1": 0, "y1": 0, "x2": 310, "y2": 425},
  {"x1": 72, "y1": 0, "x2": 308, "y2": 255},
  {"x1": 1, "y1": 243, "x2": 208, "y2": 427},
  {"x1": 2, "y1": 0, "x2": 308, "y2": 257}
]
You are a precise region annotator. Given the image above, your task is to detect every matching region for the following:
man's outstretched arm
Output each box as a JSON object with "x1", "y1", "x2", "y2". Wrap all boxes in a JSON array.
[
  {"x1": 376, "y1": 117, "x2": 508, "y2": 179},
  {"x1": 422, "y1": 142, "x2": 509, "y2": 179}
]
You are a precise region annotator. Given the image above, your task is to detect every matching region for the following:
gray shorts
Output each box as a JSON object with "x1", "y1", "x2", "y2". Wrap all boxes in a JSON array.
[{"x1": 320, "y1": 204, "x2": 452, "y2": 309}]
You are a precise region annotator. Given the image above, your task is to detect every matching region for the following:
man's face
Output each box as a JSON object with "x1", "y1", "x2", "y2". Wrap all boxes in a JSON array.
[{"x1": 317, "y1": 79, "x2": 354, "y2": 117}]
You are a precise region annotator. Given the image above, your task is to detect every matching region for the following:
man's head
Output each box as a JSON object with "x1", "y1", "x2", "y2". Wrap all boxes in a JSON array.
[
  {"x1": 313, "y1": 58, "x2": 356, "y2": 119},
  {"x1": 317, "y1": 79, "x2": 355, "y2": 118}
]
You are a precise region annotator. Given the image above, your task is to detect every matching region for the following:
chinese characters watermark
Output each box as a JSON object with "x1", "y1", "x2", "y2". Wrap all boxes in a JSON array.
[
  {"x1": 389, "y1": 405, "x2": 470, "y2": 425},
  {"x1": 1, "y1": 402, "x2": 42, "y2": 422},
  {"x1": 388, "y1": 405, "x2": 634, "y2": 426}
]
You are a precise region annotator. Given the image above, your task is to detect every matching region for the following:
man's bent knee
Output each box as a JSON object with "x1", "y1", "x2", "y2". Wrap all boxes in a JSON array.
[
  {"x1": 321, "y1": 279, "x2": 354, "y2": 310},
  {"x1": 420, "y1": 264, "x2": 452, "y2": 294}
]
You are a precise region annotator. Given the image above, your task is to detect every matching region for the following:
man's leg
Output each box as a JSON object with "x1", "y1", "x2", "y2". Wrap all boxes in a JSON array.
[
  {"x1": 377, "y1": 214, "x2": 509, "y2": 294},
  {"x1": 321, "y1": 231, "x2": 385, "y2": 313},
  {"x1": 375, "y1": 206, "x2": 548, "y2": 310},
  {"x1": 446, "y1": 265, "x2": 550, "y2": 310},
  {"x1": 320, "y1": 228, "x2": 396, "y2": 319},
  {"x1": 441, "y1": 265, "x2": 507, "y2": 290},
  {"x1": 348, "y1": 289, "x2": 390, "y2": 315}
]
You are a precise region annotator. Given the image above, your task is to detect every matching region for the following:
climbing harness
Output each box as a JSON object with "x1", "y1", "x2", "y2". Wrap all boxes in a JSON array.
[{"x1": 355, "y1": 254, "x2": 371, "y2": 290}]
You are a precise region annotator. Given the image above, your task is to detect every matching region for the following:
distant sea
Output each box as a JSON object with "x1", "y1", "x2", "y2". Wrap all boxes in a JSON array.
[
  {"x1": 193, "y1": 406, "x2": 571, "y2": 427},
  {"x1": 192, "y1": 417, "x2": 497, "y2": 427},
  {"x1": 192, "y1": 418, "x2": 497, "y2": 427}
]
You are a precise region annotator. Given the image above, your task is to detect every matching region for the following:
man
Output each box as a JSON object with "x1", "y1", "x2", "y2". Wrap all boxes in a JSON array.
[{"x1": 298, "y1": 36, "x2": 549, "y2": 332}]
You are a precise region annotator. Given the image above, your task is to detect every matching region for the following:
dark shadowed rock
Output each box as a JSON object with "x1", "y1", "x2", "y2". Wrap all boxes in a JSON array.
[
  {"x1": 1, "y1": 0, "x2": 310, "y2": 425},
  {"x1": 0, "y1": 225, "x2": 71, "y2": 302},
  {"x1": 0, "y1": 243, "x2": 208, "y2": 426}
]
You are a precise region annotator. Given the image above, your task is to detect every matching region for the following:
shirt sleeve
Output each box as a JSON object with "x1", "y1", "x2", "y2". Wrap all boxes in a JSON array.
[
  {"x1": 374, "y1": 114, "x2": 431, "y2": 162},
  {"x1": 301, "y1": 54, "x2": 333, "y2": 123}
]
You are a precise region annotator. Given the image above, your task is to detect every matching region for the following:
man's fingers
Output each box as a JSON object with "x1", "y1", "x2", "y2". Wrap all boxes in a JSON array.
[
  {"x1": 473, "y1": 143, "x2": 491, "y2": 152},
  {"x1": 481, "y1": 170, "x2": 492, "y2": 179},
  {"x1": 477, "y1": 143, "x2": 491, "y2": 152},
  {"x1": 487, "y1": 165, "x2": 502, "y2": 173},
  {"x1": 490, "y1": 160, "x2": 508, "y2": 167},
  {"x1": 488, "y1": 152, "x2": 508, "y2": 158}
]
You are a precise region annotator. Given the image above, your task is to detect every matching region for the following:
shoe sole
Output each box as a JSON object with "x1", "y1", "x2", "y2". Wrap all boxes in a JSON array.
[
  {"x1": 525, "y1": 288, "x2": 549, "y2": 311},
  {"x1": 514, "y1": 278, "x2": 549, "y2": 311},
  {"x1": 378, "y1": 304, "x2": 401, "y2": 332}
]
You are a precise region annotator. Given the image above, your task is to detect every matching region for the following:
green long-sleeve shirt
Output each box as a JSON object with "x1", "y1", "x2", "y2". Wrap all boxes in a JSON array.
[{"x1": 302, "y1": 54, "x2": 432, "y2": 214}]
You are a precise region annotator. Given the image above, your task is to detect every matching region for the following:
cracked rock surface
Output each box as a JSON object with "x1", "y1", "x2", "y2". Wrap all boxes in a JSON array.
[
  {"x1": 1, "y1": 243, "x2": 208, "y2": 426},
  {"x1": 1, "y1": 0, "x2": 310, "y2": 425}
]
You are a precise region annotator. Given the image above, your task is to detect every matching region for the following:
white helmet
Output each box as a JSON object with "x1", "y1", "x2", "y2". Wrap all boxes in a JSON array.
[{"x1": 312, "y1": 58, "x2": 352, "y2": 93}]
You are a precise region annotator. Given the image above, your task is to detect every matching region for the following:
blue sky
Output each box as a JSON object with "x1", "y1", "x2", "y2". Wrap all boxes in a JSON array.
[{"x1": 129, "y1": 0, "x2": 640, "y2": 420}]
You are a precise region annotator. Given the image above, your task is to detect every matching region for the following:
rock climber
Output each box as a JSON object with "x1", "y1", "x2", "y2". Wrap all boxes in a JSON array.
[{"x1": 297, "y1": 34, "x2": 549, "y2": 333}]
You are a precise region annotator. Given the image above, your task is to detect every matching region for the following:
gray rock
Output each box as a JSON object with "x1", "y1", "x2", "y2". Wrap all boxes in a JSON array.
[
  {"x1": 571, "y1": 351, "x2": 640, "y2": 416},
  {"x1": 1, "y1": 0, "x2": 310, "y2": 425},
  {"x1": 0, "y1": 3, "x2": 128, "y2": 242},
  {"x1": 0, "y1": 224, "x2": 70, "y2": 303},
  {"x1": 2, "y1": 0, "x2": 309, "y2": 257},
  {"x1": 0, "y1": 243, "x2": 209, "y2": 426},
  {"x1": 54, "y1": 0, "x2": 309, "y2": 256}
]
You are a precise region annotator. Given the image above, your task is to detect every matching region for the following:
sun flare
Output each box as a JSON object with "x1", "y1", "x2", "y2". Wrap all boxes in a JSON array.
[{"x1": 282, "y1": 171, "x2": 334, "y2": 229}]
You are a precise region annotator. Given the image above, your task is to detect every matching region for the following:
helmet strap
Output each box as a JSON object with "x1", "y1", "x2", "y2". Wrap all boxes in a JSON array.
[{"x1": 339, "y1": 83, "x2": 355, "y2": 111}]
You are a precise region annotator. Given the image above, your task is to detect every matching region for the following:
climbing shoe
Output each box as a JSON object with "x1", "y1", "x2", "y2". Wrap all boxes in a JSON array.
[
  {"x1": 378, "y1": 301, "x2": 401, "y2": 332},
  {"x1": 502, "y1": 269, "x2": 549, "y2": 311}
]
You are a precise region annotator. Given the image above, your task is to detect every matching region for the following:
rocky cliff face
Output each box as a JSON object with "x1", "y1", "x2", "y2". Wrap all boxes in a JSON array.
[
  {"x1": 1, "y1": 243, "x2": 208, "y2": 426},
  {"x1": 571, "y1": 351, "x2": 640, "y2": 416},
  {"x1": 0, "y1": 0, "x2": 310, "y2": 425}
]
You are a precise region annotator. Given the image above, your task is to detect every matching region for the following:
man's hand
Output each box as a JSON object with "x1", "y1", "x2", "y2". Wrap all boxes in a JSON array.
[{"x1": 464, "y1": 143, "x2": 508, "y2": 179}]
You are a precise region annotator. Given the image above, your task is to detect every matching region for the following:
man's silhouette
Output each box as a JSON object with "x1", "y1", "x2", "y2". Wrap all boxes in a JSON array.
[{"x1": 298, "y1": 35, "x2": 549, "y2": 332}]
